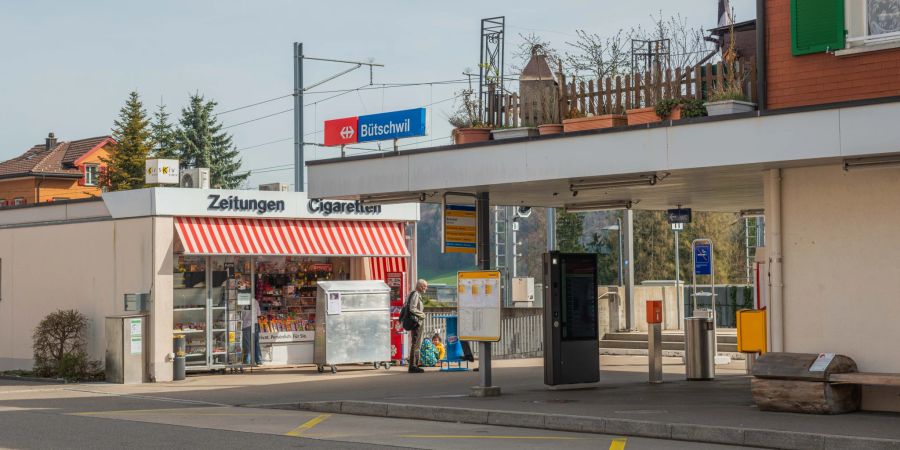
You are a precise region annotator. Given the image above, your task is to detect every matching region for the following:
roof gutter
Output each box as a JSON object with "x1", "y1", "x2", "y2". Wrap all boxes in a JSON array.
[
  {"x1": 0, "y1": 173, "x2": 81, "y2": 182},
  {"x1": 756, "y1": 0, "x2": 767, "y2": 111}
]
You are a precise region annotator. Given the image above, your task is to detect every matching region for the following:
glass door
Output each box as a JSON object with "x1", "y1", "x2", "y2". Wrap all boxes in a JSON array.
[
  {"x1": 209, "y1": 256, "x2": 253, "y2": 368},
  {"x1": 174, "y1": 255, "x2": 208, "y2": 369}
]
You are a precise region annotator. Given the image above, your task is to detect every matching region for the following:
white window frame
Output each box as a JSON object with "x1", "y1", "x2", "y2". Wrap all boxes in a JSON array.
[
  {"x1": 84, "y1": 164, "x2": 99, "y2": 186},
  {"x1": 846, "y1": 0, "x2": 900, "y2": 45},
  {"x1": 13, "y1": 198, "x2": 25, "y2": 206}
]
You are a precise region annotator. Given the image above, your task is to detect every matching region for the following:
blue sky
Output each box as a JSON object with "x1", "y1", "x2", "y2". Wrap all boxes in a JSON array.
[{"x1": 0, "y1": 0, "x2": 754, "y2": 189}]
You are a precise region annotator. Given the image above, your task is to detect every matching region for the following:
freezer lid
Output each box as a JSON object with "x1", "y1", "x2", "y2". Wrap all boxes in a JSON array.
[{"x1": 318, "y1": 280, "x2": 391, "y2": 294}]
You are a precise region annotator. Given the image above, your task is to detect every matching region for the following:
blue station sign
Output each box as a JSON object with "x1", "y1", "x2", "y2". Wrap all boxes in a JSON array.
[
  {"x1": 324, "y1": 107, "x2": 426, "y2": 146},
  {"x1": 358, "y1": 108, "x2": 426, "y2": 142}
]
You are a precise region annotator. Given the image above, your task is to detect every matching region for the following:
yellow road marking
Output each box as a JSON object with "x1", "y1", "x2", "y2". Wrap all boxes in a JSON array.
[
  {"x1": 610, "y1": 437, "x2": 627, "y2": 450},
  {"x1": 285, "y1": 413, "x2": 332, "y2": 437},
  {"x1": 400, "y1": 435, "x2": 583, "y2": 440}
]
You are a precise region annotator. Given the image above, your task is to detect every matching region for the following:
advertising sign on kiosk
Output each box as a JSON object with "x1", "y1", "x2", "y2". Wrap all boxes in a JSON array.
[{"x1": 385, "y1": 271, "x2": 406, "y2": 362}]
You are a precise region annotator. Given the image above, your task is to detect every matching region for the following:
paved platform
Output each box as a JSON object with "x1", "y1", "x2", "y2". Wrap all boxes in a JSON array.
[
  {"x1": 268, "y1": 357, "x2": 900, "y2": 450},
  {"x1": 3, "y1": 356, "x2": 899, "y2": 449}
]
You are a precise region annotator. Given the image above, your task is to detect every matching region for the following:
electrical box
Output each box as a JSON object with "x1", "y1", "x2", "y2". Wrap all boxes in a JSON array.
[
  {"x1": 180, "y1": 168, "x2": 210, "y2": 189},
  {"x1": 646, "y1": 300, "x2": 662, "y2": 324},
  {"x1": 543, "y1": 252, "x2": 599, "y2": 386},
  {"x1": 511, "y1": 277, "x2": 535, "y2": 305},
  {"x1": 737, "y1": 309, "x2": 767, "y2": 354},
  {"x1": 123, "y1": 293, "x2": 150, "y2": 312},
  {"x1": 105, "y1": 315, "x2": 148, "y2": 384}
]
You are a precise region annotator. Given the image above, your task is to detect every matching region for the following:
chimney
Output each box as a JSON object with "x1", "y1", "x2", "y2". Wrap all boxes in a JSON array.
[{"x1": 45, "y1": 132, "x2": 57, "y2": 150}]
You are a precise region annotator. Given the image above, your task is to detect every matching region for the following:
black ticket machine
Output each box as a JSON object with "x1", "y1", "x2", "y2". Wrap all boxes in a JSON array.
[{"x1": 543, "y1": 252, "x2": 599, "y2": 386}]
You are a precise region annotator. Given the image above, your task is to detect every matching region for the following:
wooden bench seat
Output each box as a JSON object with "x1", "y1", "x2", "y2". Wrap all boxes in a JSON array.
[{"x1": 829, "y1": 372, "x2": 900, "y2": 387}]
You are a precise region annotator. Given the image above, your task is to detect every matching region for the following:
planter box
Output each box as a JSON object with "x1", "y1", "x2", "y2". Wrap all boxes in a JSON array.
[
  {"x1": 491, "y1": 127, "x2": 539, "y2": 140},
  {"x1": 563, "y1": 114, "x2": 627, "y2": 132},
  {"x1": 626, "y1": 106, "x2": 681, "y2": 125},
  {"x1": 704, "y1": 100, "x2": 756, "y2": 116},
  {"x1": 453, "y1": 128, "x2": 491, "y2": 145},
  {"x1": 538, "y1": 124, "x2": 563, "y2": 135}
]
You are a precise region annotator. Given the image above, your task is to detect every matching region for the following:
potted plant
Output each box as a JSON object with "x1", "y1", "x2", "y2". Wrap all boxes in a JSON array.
[
  {"x1": 704, "y1": 21, "x2": 756, "y2": 116},
  {"x1": 537, "y1": 94, "x2": 563, "y2": 135},
  {"x1": 679, "y1": 98, "x2": 708, "y2": 119},
  {"x1": 626, "y1": 97, "x2": 679, "y2": 126},
  {"x1": 491, "y1": 125, "x2": 539, "y2": 140},
  {"x1": 538, "y1": 123, "x2": 564, "y2": 135},
  {"x1": 562, "y1": 105, "x2": 627, "y2": 132},
  {"x1": 448, "y1": 88, "x2": 491, "y2": 144},
  {"x1": 704, "y1": 87, "x2": 756, "y2": 116}
]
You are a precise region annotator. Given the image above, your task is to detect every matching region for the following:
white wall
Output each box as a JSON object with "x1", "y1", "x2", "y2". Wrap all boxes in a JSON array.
[
  {"x1": 778, "y1": 164, "x2": 900, "y2": 411},
  {"x1": 0, "y1": 218, "x2": 164, "y2": 379},
  {"x1": 148, "y1": 217, "x2": 174, "y2": 381}
]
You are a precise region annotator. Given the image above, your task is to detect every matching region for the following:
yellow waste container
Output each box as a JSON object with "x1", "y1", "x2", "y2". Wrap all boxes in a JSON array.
[{"x1": 736, "y1": 309, "x2": 766, "y2": 354}]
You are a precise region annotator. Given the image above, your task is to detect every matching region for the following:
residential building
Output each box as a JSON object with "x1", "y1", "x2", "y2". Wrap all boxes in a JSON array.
[{"x1": 0, "y1": 133, "x2": 115, "y2": 206}]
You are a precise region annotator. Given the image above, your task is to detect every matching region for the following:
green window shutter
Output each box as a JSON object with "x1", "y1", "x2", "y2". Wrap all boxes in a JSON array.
[{"x1": 791, "y1": 0, "x2": 846, "y2": 55}]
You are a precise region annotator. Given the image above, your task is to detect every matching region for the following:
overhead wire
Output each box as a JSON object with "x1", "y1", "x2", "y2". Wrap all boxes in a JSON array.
[{"x1": 216, "y1": 93, "x2": 293, "y2": 116}]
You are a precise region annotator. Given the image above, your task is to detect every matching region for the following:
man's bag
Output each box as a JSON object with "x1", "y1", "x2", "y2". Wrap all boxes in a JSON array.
[{"x1": 398, "y1": 304, "x2": 419, "y2": 331}]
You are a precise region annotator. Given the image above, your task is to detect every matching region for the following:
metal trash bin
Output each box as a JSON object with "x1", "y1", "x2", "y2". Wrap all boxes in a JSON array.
[
  {"x1": 685, "y1": 316, "x2": 715, "y2": 380},
  {"x1": 173, "y1": 334, "x2": 186, "y2": 381}
]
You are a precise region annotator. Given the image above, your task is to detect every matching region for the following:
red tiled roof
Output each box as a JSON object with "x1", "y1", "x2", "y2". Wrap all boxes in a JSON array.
[
  {"x1": 0, "y1": 136, "x2": 113, "y2": 178},
  {"x1": 62, "y1": 136, "x2": 110, "y2": 165}
]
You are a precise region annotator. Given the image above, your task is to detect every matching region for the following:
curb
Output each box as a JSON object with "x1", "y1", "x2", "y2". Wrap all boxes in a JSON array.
[
  {"x1": 294, "y1": 400, "x2": 900, "y2": 450},
  {"x1": 0, "y1": 374, "x2": 68, "y2": 384}
]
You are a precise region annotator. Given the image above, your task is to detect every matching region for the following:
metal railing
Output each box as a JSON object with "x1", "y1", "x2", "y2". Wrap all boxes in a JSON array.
[{"x1": 423, "y1": 307, "x2": 543, "y2": 359}]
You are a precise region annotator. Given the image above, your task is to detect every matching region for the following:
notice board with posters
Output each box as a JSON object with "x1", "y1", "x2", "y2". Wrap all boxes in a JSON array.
[{"x1": 457, "y1": 271, "x2": 501, "y2": 341}]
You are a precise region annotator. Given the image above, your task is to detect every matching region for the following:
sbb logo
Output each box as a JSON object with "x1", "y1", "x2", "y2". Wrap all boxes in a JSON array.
[{"x1": 324, "y1": 116, "x2": 359, "y2": 147}]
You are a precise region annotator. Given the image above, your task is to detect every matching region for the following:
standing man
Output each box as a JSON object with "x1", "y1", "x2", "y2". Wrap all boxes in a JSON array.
[
  {"x1": 406, "y1": 279, "x2": 428, "y2": 373},
  {"x1": 242, "y1": 298, "x2": 262, "y2": 365}
]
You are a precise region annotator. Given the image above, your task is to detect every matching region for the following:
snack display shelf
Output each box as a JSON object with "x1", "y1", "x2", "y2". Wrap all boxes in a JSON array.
[{"x1": 174, "y1": 329, "x2": 205, "y2": 333}]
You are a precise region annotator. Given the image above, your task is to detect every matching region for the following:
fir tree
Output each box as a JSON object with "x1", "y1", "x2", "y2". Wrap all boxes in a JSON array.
[
  {"x1": 150, "y1": 103, "x2": 177, "y2": 159},
  {"x1": 101, "y1": 91, "x2": 151, "y2": 191},
  {"x1": 175, "y1": 93, "x2": 249, "y2": 188}
]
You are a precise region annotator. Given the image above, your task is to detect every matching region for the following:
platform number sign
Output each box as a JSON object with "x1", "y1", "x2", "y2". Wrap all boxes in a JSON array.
[{"x1": 694, "y1": 242, "x2": 712, "y2": 275}]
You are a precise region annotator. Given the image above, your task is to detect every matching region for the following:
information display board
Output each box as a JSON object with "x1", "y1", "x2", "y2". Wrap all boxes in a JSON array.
[
  {"x1": 457, "y1": 271, "x2": 501, "y2": 341},
  {"x1": 444, "y1": 204, "x2": 476, "y2": 254}
]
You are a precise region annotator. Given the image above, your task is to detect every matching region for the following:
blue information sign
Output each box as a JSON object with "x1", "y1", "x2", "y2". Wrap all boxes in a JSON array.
[
  {"x1": 357, "y1": 108, "x2": 427, "y2": 143},
  {"x1": 694, "y1": 242, "x2": 712, "y2": 275}
]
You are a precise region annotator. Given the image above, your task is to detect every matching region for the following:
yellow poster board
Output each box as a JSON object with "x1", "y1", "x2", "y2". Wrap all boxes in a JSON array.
[{"x1": 457, "y1": 270, "x2": 501, "y2": 341}]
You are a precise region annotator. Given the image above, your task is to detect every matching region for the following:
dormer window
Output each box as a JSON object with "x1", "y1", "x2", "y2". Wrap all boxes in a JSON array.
[{"x1": 84, "y1": 164, "x2": 99, "y2": 186}]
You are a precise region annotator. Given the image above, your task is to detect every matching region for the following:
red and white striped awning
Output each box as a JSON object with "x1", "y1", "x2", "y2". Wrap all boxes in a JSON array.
[
  {"x1": 369, "y1": 257, "x2": 409, "y2": 282},
  {"x1": 174, "y1": 217, "x2": 408, "y2": 257}
]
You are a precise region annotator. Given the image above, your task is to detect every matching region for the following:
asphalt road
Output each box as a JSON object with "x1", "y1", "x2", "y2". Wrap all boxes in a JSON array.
[{"x1": 0, "y1": 379, "x2": 748, "y2": 450}]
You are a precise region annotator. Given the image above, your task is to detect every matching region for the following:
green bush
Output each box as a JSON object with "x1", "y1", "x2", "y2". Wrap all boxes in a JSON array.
[
  {"x1": 32, "y1": 310, "x2": 103, "y2": 381},
  {"x1": 679, "y1": 98, "x2": 708, "y2": 118}
]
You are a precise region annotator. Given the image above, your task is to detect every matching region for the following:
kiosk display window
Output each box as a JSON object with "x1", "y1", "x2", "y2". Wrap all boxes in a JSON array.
[{"x1": 173, "y1": 256, "x2": 209, "y2": 368}]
